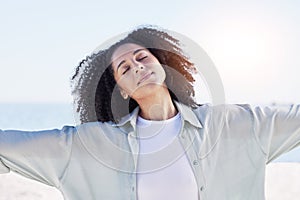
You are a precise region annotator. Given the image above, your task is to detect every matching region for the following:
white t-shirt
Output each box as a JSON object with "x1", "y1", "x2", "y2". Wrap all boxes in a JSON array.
[{"x1": 136, "y1": 113, "x2": 198, "y2": 200}]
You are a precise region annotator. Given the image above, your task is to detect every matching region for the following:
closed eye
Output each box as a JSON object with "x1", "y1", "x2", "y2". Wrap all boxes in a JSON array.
[
  {"x1": 122, "y1": 66, "x2": 130, "y2": 75},
  {"x1": 137, "y1": 56, "x2": 147, "y2": 61}
]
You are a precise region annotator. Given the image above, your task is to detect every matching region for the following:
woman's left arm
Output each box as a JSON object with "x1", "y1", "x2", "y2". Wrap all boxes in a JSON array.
[{"x1": 250, "y1": 104, "x2": 300, "y2": 163}]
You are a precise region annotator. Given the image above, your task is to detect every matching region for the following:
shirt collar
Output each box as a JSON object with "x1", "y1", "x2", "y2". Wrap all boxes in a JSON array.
[
  {"x1": 112, "y1": 101, "x2": 202, "y2": 129},
  {"x1": 174, "y1": 101, "x2": 202, "y2": 128},
  {"x1": 113, "y1": 106, "x2": 140, "y2": 128}
]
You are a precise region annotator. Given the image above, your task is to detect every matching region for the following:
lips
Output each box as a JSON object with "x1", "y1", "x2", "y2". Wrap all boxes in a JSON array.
[{"x1": 138, "y1": 72, "x2": 153, "y2": 85}]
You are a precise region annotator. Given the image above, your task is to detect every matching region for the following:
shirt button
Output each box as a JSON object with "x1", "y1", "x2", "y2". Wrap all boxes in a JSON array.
[
  {"x1": 181, "y1": 135, "x2": 185, "y2": 139},
  {"x1": 193, "y1": 160, "x2": 199, "y2": 165},
  {"x1": 132, "y1": 186, "x2": 135, "y2": 192},
  {"x1": 200, "y1": 186, "x2": 205, "y2": 191}
]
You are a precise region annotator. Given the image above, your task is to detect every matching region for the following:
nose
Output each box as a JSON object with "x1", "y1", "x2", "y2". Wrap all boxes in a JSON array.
[{"x1": 134, "y1": 64, "x2": 144, "y2": 73}]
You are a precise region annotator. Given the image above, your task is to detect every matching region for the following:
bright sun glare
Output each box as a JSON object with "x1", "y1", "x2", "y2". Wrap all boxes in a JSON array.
[
  {"x1": 192, "y1": 18, "x2": 283, "y2": 103},
  {"x1": 207, "y1": 20, "x2": 275, "y2": 69}
]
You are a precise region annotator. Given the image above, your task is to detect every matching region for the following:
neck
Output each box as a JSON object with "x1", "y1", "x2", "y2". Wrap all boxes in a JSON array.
[{"x1": 136, "y1": 87, "x2": 178, "y2": 121}]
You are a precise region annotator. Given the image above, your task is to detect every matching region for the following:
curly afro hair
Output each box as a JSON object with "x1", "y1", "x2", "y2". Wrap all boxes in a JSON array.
[{"x1": 71, "y1": 25, "x2": 199, "y2": 124}]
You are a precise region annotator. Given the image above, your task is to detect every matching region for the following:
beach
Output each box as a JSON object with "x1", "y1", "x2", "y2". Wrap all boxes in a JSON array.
[
  {"x1": 265, "y1": 163, "x2": 300, "y2": 200},
  {"x1": 0, "y1": 163, "x2": 299, "y2": 200}
]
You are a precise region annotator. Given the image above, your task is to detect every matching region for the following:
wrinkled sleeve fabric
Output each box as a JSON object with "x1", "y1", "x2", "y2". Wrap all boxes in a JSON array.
[
  {"x1": 247, "y1": 104, "x2": 300, "y2": 163},
  {"x1": 0, "y1": 126, "x2": 75, "y2": 187}
]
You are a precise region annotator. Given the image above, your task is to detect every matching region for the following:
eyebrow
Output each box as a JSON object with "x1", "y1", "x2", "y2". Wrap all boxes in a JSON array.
[{"x1": 116, "y1": 48, "x2": 147, "y2": 72}]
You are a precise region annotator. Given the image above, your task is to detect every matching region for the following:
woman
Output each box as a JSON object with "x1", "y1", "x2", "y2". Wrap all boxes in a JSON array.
[{"x1": 0, "y1": 25, "x2": 300, "y2": 200}]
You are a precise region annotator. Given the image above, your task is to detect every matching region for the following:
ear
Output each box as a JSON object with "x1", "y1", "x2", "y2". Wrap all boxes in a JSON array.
[{"x1": 120, "y1": 89, "x2": 129, "y2": 100}]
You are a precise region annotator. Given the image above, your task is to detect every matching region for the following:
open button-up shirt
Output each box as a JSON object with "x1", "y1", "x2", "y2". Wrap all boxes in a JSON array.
[{"x1": 0, "y1": 101, "x2": 300, "y2": 200}]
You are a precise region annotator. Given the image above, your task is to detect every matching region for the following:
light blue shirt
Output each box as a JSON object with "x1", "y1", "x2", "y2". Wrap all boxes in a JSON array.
[{"x1": 0, "y1": 101, "x2": 300, "y2": 200}]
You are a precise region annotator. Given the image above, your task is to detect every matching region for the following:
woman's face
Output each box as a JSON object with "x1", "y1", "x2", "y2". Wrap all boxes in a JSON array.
[{"x1": 111, "y1": 43, "x2": 166, "y2": 100}]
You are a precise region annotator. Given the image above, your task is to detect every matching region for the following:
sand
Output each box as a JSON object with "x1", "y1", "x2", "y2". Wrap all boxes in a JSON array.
[
  {"x1": 0, "y1": 163, "x2": 299, "y2": 200},
  {"x1": 265, "y1": 163, "x2": 300, "y2": 200}
]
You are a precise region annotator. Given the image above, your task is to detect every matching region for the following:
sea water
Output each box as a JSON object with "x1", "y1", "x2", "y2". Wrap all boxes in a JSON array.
[{"x1": 0, "y1": 103, "x2": 299, "y2": 162}]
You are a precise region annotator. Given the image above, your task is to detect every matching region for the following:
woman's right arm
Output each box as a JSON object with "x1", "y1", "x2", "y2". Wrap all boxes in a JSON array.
[{"x1": 0, "y1": 126, "x2": 75, "y2": 187}]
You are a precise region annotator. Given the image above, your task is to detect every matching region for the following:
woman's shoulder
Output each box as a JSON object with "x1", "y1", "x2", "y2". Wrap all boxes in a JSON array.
[
  {"x1": 191, "y1": 103, "x2": 254, "y2": 124},
  {"x1": 192, "y1": 103, "x2": 253, "y2": 114}
]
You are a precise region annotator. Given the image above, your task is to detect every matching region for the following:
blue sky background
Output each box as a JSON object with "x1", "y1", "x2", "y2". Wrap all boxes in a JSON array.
[{"x1": 0, "y1": 0, "x2": 299, "y2": 104}]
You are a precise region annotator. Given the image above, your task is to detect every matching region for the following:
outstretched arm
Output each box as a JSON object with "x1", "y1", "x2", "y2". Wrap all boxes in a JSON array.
[
  {"x1": 0, "y1": 126, "x2": 75, "y2": 187},
  {"x1": 248, "y1": 104, "x2": 300, "y2": 163}
]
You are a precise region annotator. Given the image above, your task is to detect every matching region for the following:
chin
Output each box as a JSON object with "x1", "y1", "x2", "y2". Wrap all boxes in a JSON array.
[{"x1": 131, "y1": 83, "x2": 165, "y2": 99}]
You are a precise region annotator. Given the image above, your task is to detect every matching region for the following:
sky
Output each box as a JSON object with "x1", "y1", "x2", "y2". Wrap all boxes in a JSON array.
[{"x1": 0, "y1": 0, "x2": 299, "y2": 104}]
